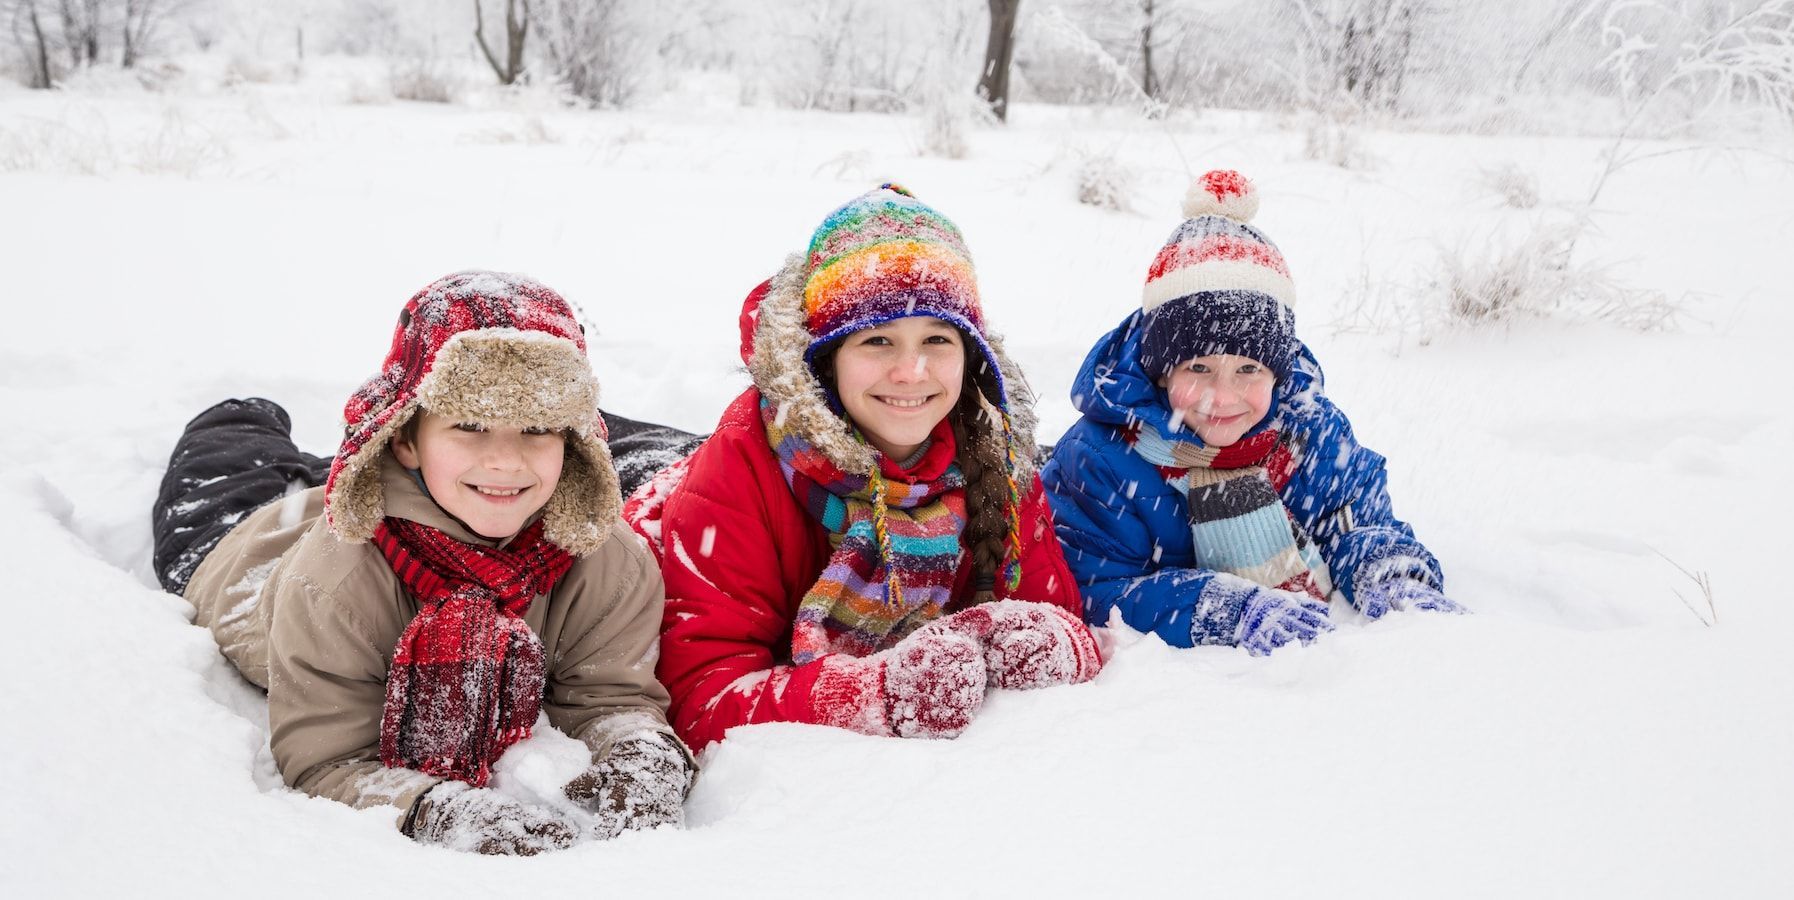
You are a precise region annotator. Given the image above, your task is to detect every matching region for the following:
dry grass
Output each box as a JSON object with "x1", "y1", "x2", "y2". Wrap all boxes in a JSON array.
[{"x1": 1477, "y1": 161, "x2": 1541, "y2": 209}]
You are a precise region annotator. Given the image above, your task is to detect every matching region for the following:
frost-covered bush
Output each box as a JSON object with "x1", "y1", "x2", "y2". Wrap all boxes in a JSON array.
[
  {"x1": 1434, "y1": 221, "x2": 1676, "y2": 331},
  {"x1": 1301, "y1": 112, "x2": 1374, "y2": 169},
  {"x1": 459, "y1": 114, "x2": 559, "y2": 145},
  {"x1": 0, "y1": 104, "x2": 228, "y2": 177},
  {"x1": 136, "y1": 105, "x2": 232, "y2": 176},
  {"x1": 222, "y1": 54, "x2": 294, "y2": 86},
  {"x1": 913, "y1": 90, "x2": 992, "y2": 159},
  {"x1": 531, "y1": 0, "x2": 658, "y2": 108},
  {"x1": 1073, "y1": 147, "x2": 1136, "y2": 212},
  {"x1": 1477, "y1": 161, "x2": 1540, "y2": 209},
  {"x1": 388, "y1": 58, "x2": 457, "y2": 103},
  {"x1": 388, "y1": 57, "x2": 461, "y2": 104}
]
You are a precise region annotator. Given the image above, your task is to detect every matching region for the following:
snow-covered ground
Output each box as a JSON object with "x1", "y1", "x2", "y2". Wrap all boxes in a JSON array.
[{"x1": 3, "y1": 63, "x2": 1791, "y2": 898}]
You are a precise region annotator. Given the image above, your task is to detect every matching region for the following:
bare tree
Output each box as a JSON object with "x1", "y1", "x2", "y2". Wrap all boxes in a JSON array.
[
  {"x1": 532, "y1": 0, "x2": 650, "y2": 106},
  {"x1": 474, "y1": 0, "x2": 528, "y2": 85},
  {"x1": 977, "y1": 0, "x2": 1020, "y2": 121},
  {"x1": 7, "y1": 0, "x2": 56, "y2": 87},
  {"x1": 122, "y1": 0, "x2": 180, "y2": 68},
  {"x1": 56, "y1": 0, "x2": 99, "y2": 67},
  {"x1": 1282, "y1": 0, "x2": 1424, "y2": 111}
]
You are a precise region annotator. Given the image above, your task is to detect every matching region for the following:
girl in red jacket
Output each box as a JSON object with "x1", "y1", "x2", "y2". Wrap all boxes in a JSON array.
[{"x1": 627, "y1": 184, "x2": 1102, "y2": 750}]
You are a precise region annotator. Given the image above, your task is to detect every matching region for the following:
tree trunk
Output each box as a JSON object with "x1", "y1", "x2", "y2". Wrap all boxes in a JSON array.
[
  {"x1": 977, "y1": 0, "x2": 1021, "y2": 122},
  {"x1": 122, "y1": 0, "x2": 137, "y2": 67},
  {"x1": 1141, "y1": 0, "x2": 1157, "y2": 100},
  {"x1": 474, "y1": 0, "x2": 530, "y2": 85},
  {"x1": 80, "y1": 0, "x2": 98, "y2": 64},
  {"x1": 59, "y1": 0, "x2": 82, "y2": 66},
  {"x1": 26, "y1": 0, "x2": 54, "y2": 88}
]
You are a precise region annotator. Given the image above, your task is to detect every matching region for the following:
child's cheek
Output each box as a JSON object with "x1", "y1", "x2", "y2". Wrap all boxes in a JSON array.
[{"x1": 1169, "y1": 384, "x2": 1214, "y2": 415}]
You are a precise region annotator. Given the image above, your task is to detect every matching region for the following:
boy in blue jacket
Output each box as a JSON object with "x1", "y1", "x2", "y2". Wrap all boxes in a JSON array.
[{"x1": 1041, "y1": 170, "x2": 1463, "y2": 655}]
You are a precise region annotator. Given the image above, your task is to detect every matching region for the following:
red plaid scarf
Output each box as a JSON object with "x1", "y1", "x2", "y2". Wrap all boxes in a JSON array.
[{"x1": 372, "y1": 517, "x2": 575, "y2": 786}]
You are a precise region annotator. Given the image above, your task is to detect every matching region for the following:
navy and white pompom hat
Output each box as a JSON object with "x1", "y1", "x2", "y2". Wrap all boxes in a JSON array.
[{"x1": 1138, "y1": 169, "x2": 1299, "y2": 381}]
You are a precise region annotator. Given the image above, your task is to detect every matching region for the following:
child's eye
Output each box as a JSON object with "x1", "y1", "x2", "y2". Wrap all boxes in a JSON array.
[
  {"x1": 521, "y1": 425, "x2": 556, "y2": 436},
  {"x1": 1185, "y1": 364, "x2": 1210, "y2": 374},
  {"x1": 924, "y1": 334, "x2": 959, "y2": 346},
  {"x1": 454, "y1": 422, "x2": 488, "y2": 433},
  {"x1": 1238, "y1": 364, "x2": 1261, "y2": 375},
  {"x1": 860, "y1": 335, "x2": 892, "y2": 347}
]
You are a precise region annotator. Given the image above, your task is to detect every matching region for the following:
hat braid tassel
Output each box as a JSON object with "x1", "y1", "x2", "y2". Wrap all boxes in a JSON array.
[
  {"x1": 870, "y1": 468, "x2": 906, "y2": 612},
  {"x1": 999, "y1": 409, "x2": 1024, "y2": 592}
]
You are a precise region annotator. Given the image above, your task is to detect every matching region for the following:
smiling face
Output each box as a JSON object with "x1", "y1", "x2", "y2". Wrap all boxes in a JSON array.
[
  {"x1": 826, "y1": 317, "x2": 967, "y2": 461},
  {"x1": 389, "y1": 411, "x2": 566, "y2": 541},
  {"x1": 1159, "y1": 353, "x2": 1276, "y2": 447}
]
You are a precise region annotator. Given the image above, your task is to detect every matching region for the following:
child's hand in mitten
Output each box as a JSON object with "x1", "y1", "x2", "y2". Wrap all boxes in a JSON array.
[
  {"x1": 562, "y1": 733, "x2": 693, "y2": 840},
  {"x1": 1356, "y1": 578, "x2": 1467, "y2": 619},
  {"x1": 931, "y1": 600, "x2": 1103, "y2": 689},
  {"x1": 403, "y1": 782, "x2": 580, "y2": 856},
  {"x1": 812, "y1": 621, "x2": 987, "y2": 740},
  {"x1": 1191, "y1": 572, "x2": 1334, "y2": 656}
]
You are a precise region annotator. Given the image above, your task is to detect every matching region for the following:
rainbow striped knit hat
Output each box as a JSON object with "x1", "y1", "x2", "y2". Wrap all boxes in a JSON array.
[
  {"x1": 1139, "y1": 169, "x2": 1299, "y2": 380},
  {"x1": 800, "y1": 183, "x2": 1006, "y2": 404}
]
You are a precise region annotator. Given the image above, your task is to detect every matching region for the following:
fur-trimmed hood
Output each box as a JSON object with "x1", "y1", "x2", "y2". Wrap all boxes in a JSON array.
[
  {"x1": 323, "y1": 271, "x2": 621, "y2": 557},
  {"x1": 742, "y1": 254, "x2": 1041, "y2": 483}
]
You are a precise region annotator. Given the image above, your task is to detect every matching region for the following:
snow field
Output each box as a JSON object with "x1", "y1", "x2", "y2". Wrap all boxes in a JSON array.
[{"x1": 3, "y1": 65, "x2": 1790, "y2": 897}]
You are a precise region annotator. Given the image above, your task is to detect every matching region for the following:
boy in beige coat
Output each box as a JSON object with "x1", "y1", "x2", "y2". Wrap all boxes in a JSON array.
[{"x1": 154, "y1": 271, "x2": 693, "y2": 856}]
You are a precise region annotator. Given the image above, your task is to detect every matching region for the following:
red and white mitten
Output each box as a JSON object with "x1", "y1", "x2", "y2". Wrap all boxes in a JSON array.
[
  {"x1": 811, "y1": 622, "x2": 987, "y2": 739},
  {"x1": 932, "y1": 600, "x2": 1104, "y2": 690}
]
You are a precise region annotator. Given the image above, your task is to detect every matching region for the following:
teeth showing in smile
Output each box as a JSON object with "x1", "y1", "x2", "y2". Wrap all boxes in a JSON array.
[
  {"x1": 473, "y1": 485, "x2": 524, "y2": 497},
  {"x1": 879, "y1": 396, "x2": 932, "y2": 408}
]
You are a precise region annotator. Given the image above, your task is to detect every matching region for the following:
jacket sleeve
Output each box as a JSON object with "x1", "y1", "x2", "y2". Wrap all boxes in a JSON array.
[
  {"x1": 654, "y1": 431, "x2": 837, "y2": 750},
  {"x1": 542, "y1": 522, "x2": 691, "y2": 767},
  {"x1": 1041, "y1": 429, "x2": 1217, "y2": 649},
  {"x1": 1283, "y1": 394, "x2": 1444, "y2": 605},
  {"x1": 264, "y1": 568, "x2": 440, "y2": 822},
  {"x1": 996, "y1": 475, "x2": 1085, "y2": 618}
]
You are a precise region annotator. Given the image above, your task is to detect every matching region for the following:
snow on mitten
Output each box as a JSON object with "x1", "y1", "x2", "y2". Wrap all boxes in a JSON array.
[
  {"x1": 403, "y1": 782, "x2": 581, "y2": 856},
  {"x1": 811, "y1": 621, "x2": 988, "y2": 739},
  {"x1": 1355, "y1": 578, "x2": 1466, "y2": 619},
  {"x1": 930, "y1": 600, "x2": 1104, "y2": 690},
  {"x1": 1191, "y1": 572, "x2": 1334, "y2": 656},
  {"x1": 562, "y1": 733, "x2": 694, "y2": 840}
]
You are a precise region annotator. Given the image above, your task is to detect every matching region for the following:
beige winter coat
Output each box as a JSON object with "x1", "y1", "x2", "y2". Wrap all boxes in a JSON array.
[{"x1": 184, "y1": 455, "x2": 679, "y2": 823}]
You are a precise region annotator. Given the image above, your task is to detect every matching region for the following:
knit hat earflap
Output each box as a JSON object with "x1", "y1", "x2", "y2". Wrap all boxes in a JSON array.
[
  {"x1": 324, "y1": 270, "x2": 621, "y2": 557},
  {"x1": 1138, "y1": 169, "x2": 1299, "y2": 381}
]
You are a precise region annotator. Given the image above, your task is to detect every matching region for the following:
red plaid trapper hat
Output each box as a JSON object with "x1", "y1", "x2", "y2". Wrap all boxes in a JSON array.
[{"x1": 323, "y1": 270, "x2": 621, "y2": 557}]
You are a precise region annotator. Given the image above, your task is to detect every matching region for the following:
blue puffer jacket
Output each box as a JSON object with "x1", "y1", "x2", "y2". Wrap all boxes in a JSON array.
[{"x1": 1040, "y1": 311, "x2": 1442, "y2": 647}]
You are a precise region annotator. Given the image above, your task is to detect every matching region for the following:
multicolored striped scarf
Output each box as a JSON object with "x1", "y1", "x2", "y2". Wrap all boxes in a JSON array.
[
  {"x1": 371, "y1": 516, "x2": 575, "y2": 787},
  {"x1": 1125, "y1": 420, "x2": 1332, "y2": 603},
  {"x1": 762, "y1": 399, "x2": 969, "y2": 663}
]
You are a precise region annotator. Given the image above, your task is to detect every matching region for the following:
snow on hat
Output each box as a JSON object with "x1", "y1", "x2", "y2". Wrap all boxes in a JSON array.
[
  {"x1": 798, "y1": 183, "x2": 1009, "y2": 405},
  {"x1": 747, "y1": 184, "x2": 1039, "y2": 482},
  {"x1": 1138, "y1": 169, "x2": 1299, "y2": 380},
  {"x1": 324, "y1": 270, "x2": 621, "y2": 556}
]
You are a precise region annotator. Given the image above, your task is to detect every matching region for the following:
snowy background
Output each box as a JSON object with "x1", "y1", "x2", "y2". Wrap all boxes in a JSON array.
[{"x1": 3, "y1": 1, "x2": 1792, "y2": 897}]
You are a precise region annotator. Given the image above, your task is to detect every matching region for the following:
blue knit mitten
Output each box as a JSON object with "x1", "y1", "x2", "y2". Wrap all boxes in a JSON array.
[
  {"x1": 1355, "y1": 578, "x2": 1467, "y2": 620},
  {"x1": 1190, "y1": 572, "x2": 1334, "y2": 656}
]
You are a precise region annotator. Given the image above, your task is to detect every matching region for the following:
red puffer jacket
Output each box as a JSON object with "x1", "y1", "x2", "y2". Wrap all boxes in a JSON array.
[{"x1": 635, "y1": 281, "x2": 1083, "y2": 750}]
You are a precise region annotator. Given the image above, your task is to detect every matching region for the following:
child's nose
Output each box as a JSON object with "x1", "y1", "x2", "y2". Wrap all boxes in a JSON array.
[
  {"x1": 483, "y1": 434, "x2": 527, "y2": 469},
  {"x1": 889, "y1": 349, "x2": 926, "y2": 383}
]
